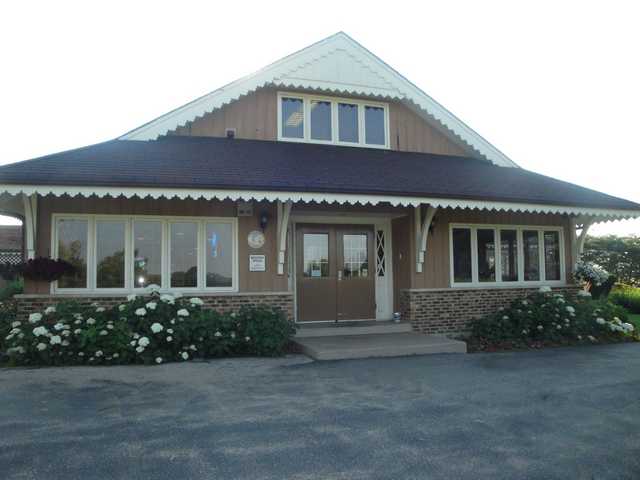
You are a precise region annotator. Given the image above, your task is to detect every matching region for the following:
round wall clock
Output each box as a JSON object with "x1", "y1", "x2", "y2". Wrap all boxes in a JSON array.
[{"x1": 247, "y1": 230, "x2": 266, "y2": 249}]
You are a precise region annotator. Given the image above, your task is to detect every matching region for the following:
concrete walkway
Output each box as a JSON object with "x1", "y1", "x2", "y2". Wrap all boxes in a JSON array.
[{"x1": 293, "y1": 332, "x2": 467, "y2": 360}]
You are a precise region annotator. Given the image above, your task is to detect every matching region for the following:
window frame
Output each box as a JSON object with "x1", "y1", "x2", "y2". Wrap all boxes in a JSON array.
[
  {"x1": 448, "y1": 223, "x2": 566, "y2": 288},
  {"x1": 277, "y1": 91, "x2": 390, "y2": 149},
  {"x1": 52, "y1": 214, "x2": 238, "y2": 294}
]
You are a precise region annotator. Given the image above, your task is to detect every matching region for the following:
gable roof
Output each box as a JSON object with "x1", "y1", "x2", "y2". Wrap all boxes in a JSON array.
[
  {"x1": 119, "y1": 32, "x2": 518, "y2": 168},
  {"x1": 0, "y1": 136, "x2": 638, "y2": 220}
]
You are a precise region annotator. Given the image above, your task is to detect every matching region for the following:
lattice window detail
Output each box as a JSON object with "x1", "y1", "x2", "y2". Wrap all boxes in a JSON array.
[
  {"x1": 376, "y1": 230, "x2": 386, "y2": 277},
  {"x1": 0, "y1": 251, "x2": 22, "y2": 265}
]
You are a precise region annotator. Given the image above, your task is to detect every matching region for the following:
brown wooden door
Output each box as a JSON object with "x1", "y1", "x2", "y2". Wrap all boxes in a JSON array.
[
  {"x1": 296, "y1": 224, "x2": 375, "y2": 322},
  {"x1": 336, "y1": 226, "x2": 376, "y2": 320}
]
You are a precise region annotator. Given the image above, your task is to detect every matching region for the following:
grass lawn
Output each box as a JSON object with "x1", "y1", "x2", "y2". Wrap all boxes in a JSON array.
[{"x1": 628, "y1": 314, "x2": 640, "y2": 330}]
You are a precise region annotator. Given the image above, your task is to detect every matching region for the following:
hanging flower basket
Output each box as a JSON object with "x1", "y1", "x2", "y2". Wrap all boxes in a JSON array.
[{"x1": 0, "y1": 257, "x2": 76, "y2": 282}]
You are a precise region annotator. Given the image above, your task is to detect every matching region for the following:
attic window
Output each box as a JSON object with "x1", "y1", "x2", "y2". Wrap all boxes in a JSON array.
[{"x1": 277, "y1": 92, "x2": 389, "y2": 149}]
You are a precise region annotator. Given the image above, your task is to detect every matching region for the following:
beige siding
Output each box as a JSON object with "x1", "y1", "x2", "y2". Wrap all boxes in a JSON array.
[
  {"x1": 167, "y1": 88, "x2": 470, "y2": 157},
  {"x1": 31, "y1": 196, "x2": 288, "y2": 294}
]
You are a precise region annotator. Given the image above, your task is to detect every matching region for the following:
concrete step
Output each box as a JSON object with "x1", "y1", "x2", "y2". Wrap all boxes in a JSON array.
[
  {"x1": 293, "y1": 332, "x2": 467, "y2": 360},
  {"x1": 295, "y1": 321, "x2": 412, "y2": 338}
]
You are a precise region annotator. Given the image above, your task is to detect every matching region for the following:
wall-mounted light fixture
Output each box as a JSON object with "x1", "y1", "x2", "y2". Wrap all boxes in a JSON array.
[{"x1": 259, "y1": 211, "x2": 270, "y2": 231}]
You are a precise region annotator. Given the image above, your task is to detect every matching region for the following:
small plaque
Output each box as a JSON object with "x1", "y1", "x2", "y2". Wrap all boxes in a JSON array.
[
  {"x1": 247, "y1": 230, "x2": 265, "y2": 249},
  {"x1": 249, "y1": 255, "x2": 266, "y2": 272}
]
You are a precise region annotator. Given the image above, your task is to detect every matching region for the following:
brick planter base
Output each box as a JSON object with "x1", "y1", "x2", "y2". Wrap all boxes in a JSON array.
[
  {"x1": 15, "y1": 292, "x2": 294, "y2": 322},
  {"x1": 401, "y1": 286, "x2": 580, "y2": 335}
]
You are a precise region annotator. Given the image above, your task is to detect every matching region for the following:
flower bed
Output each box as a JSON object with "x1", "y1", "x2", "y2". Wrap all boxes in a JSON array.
[
  {"x1": 1, "y1": 288, "x2": 295, "y2": 366},
  {"x1": 466, "y1": 286, "x2": 638, "y2": 352}
]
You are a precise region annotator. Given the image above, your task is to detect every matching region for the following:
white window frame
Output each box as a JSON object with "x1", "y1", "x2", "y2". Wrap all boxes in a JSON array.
[
  {"x1": 52, "y1": 214, "x2": 238, "y2": 294},
  {"x1": 449, "y1": 223, "x2": 566, "y2": 288},
  {"x1": 277, "y1": 91, "x2": 390, "y2": 149}
]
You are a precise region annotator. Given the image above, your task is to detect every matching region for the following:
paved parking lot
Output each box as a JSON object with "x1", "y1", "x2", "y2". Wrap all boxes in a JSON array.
[{"x1": 1, "y1": 343, "x2": 639, "y2": 479}]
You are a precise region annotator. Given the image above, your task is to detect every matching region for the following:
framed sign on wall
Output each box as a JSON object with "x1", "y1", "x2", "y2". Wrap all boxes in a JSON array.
[{"x1": 249, "y1": 255, "x2": 266, "y2": 272}]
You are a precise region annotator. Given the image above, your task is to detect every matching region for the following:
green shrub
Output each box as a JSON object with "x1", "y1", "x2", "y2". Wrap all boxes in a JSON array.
[
  {"x1": 2, "y1": 291, "x2": 295, "y2": 366},
  {"x1": 609, "y1": 284, "x2": 640, "y2": 314},
  {"x1": 0, "y1": 279, "x2": 23, "y2": 301},
  {"x1": 469, "y1": 287, "x2": 636, "y2": 350}
]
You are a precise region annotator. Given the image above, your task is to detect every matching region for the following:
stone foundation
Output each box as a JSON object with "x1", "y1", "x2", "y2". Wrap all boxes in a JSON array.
[
  {"x1": 15, "y1": 292, "x2": 294, "y2": 321},
  {"x1": 401, "y1": 286, "x2": 581, "y2": 335}
]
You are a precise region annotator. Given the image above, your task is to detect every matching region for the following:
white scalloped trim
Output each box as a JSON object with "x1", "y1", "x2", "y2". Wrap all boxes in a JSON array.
[
  {"x1": 1, "y1": 184, "x2": 638, "y2": 221},
  {"x1": 118, "y1": 33, "x2": 517, "y2": 168}
]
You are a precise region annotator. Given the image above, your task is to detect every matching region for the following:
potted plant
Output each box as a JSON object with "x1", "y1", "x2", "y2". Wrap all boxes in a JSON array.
[{"x1": 574, "y1": 260, "x2": 610, "y2": 293}]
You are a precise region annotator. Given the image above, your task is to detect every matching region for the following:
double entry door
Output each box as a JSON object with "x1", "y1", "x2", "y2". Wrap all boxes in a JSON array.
[{"x1": 296, "y1": 224, "x2": 375, "y2": 322}]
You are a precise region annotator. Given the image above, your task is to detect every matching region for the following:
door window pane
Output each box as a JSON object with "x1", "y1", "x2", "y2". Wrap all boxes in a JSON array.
[
  {"x1": 303, "y1": 234, "x2": 329, "y2": 277},
  {"x1": 338, "y1": 103, "x2": 359, "y2": 142},
  {"x1": 96, "y1": 221, "x2": 125, "y2": 288},
  {"x1": 477, "y1": 229, "x2": 496, "y2": 282},
  {"x1": 310, "y1": 100, "x2": 332, "y2": 141},
  {"x1": 171, "y1": 222, "x2": 198, "y2": 287},
  {"x1": 57, "y1": 219, "x2": 88, "y2": 288},
  {"x1": 544, "y1": 231, "x2": 561, "y2": 281},
  {"x1": 134, "y1": 221, "x2": 162, "y2": 288},
  {"x1": 365, "y1": 106, "x2": 385, "y2": 145},
  {"x1": 343, "y1": 234, "x2": 368, "y2": 278},
  {"x1": 452, "y1": 228, "x2": 472, "y2": 283},
  {"x1": 523, "y1": 230, "x2": 540, "y2": 281},
  {"x1": 281, "y1": 97, "x2": 304, "y2": 138},
  {"x1": 500, "y1": 229, "x2": 519, "y2": 282},
  {"x1": 206, "y1": 223, "x2": 233, "y2": 288}
]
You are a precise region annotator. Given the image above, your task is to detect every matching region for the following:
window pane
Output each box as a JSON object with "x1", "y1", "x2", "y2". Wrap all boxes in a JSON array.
[
  {"x1": 343, "y1": 234, "x2": 369, "y2": 278},
  {"x1": 544, "y1": 231, "x2": 561, "y2": 281},
  {"x1": 303, "y1": 234, "x2": 329, "y2": 277},
  {"x1": 310, "y1": 100, "x2": 331, "y2": 141},
  {"x1": 134, "y1": 221, "x2": 162, "y2": 288},
  {"x1": 523, "y1": 230, "x2": 540, "y2": 281},
  {"x1": 281, "y1": 97, "x2": 304, "y2": 138},
  {"x1": 477, "y1": 229, "x2": 496, "y2": 282},
  {"x1": 96, "y1": 221, "x2": 125, "y2": 288},
  {"x1": 365, "y1": 106, "x2": 385, "y2": 145},
  {"x1": 206, "y1": 223, "x2": 233, "y2": 288},
  {"x1": 500, "y1": 229, "x2": 519, "y2": 282},
  {"x1": 57, "y1": 219, "x2": 88, "y2": 288},
  {"x1": 452, "y1": 228, "x2": 472, "y2": 283},
  {"x1": 338, "y1": 103, "x2": 359, "y2": 142},
  {"x1": 171, "y1": 222, "x2": 198, "y2": 288}
]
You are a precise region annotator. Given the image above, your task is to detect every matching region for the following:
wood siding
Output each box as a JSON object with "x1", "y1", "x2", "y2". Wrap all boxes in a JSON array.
[
  {"x1": 167, "y1": 88, "x2": 470, "y2": 157},
  {"x1": 31, "y1": 196, "x2": 288, "y2": 294}
]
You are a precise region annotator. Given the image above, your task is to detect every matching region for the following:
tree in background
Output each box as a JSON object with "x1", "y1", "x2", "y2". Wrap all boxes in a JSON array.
[{"x1": 583, "y1": 235, "x2": 640, "y2": 286}]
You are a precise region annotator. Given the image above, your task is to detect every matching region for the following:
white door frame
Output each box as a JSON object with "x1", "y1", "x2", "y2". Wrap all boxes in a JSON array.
[{"x1": 290, "y1": 213, "x2": 395, "y2": 323}]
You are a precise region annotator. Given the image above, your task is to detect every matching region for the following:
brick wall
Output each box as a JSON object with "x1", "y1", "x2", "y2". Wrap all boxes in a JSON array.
[
  {"x1": 401, "y1": 286, "x2": 581, "y2": 335},
  {"x1": 15, "y1": 292, "x2": 294, "y2": 322}
]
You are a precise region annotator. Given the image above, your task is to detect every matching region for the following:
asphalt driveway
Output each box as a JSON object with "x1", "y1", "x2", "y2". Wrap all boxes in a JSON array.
[{"x1": 1, "y1": 344, "x2": 639, "y2": 480}]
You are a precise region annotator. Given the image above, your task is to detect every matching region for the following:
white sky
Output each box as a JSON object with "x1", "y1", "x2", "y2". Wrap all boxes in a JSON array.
[{"x1": 1, "y1": 0, "x2": 638, "y2": 235}]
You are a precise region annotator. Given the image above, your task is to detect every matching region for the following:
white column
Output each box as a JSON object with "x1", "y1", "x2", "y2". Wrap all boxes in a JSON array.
[
  {"x1": 22, "y1": 194, "x2": 37, "y2": 259},
  {"x1": 277, "y1": 200, "x2": 293, "y2": 275}
]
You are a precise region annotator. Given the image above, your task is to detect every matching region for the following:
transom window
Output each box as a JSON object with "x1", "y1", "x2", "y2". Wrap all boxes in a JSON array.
[
  {"x1": 450, "y1": 224, "x2": 565, "y2": 286},
  {"x1": 53, "y1": 215, "x2": 237, "y2": 292},
  {"x1": 277, "y1": 92, "x2": 389, "y2": 148}
]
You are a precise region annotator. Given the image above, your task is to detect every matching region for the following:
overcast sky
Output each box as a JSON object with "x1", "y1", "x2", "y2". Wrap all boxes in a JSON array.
[{"x1": 1, "y1": 0, "x2": 638, "y2": 235}]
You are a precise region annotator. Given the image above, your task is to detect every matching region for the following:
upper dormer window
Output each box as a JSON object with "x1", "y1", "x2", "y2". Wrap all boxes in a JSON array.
[{"x1": 278, "y1": 92, "x2": 389, "y2": 149}]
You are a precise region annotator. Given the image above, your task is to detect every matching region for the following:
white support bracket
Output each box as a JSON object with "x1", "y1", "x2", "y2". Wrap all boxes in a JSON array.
[
  {"x1": 22, "y1": 193, "x2": 37, "y2": 259},
  {"x1": 415, "y1": 204, "x2": 437, "y2": 273},
  {"x1": 277, "y1": 200, "x2": 293, "y2": 275},
  {"x1": 569, "y1": 215, "x2": 594, "y2": 270}
]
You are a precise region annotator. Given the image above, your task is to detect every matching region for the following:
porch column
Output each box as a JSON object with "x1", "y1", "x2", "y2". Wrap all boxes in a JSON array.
[
  {"x1": 276, "y1": 200, "x2": 293, "y2": 275},
  {"x1": 22, "y1": 193, "x2": 37, "y2": 260},
  {"x1": 569, "y1": 216, "x2": 593, "y2": 270},
  {"x1": 414, "y1": 204, "x2": 437, "y2": 273}
]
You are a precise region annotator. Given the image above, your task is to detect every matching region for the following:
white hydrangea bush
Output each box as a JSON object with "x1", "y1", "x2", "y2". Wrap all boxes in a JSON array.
[
  {"x1": 469, "y1": 287, "x2": 637, "y2": 350},
  {"x1": 1, "y1": 291, "x2": 294, "y2": 366},
  {"x1": 574, "y1": 261, "x2": 610, "y2": 287}
]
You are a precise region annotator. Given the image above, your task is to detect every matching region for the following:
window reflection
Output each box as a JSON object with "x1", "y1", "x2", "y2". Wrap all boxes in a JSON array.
[
  {"x1": 171, "y1": 222, "x2": 198, "y2": 287},
  {"x1": 96, "y1": 221, "x2": 125, "y2": 288},
  {"x1": 338, "y1": 103, "x2": 359, "y2": 143},
  {"x1": 57, "y1": 219, "x2": 88, "y2": 288},
  {"x1": 281, "y1": 97, "x2": 304, "y2": 138},
  {"x1": 134, "y1": 221, "x2": 162, "y2": 288}
]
